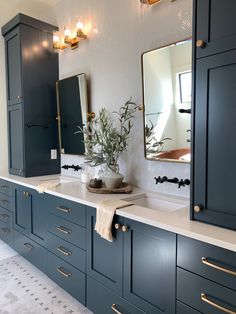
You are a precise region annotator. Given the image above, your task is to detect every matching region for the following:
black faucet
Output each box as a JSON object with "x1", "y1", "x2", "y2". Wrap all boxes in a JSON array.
[
  {"x1": 154, "y1": 176, "x2": 190, "y2": 188},
  {"x1": 178, "y1": 179, "x2": 190, "y2": 188},
  {"x1": 61, "y1": 164, "x2": 82, "y2": 171}
]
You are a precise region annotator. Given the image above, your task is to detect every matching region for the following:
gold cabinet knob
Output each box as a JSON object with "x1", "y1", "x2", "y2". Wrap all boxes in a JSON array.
[
  {"x1": 196, "y1": 39, "x2": 206, "y2": 48},
  {"x1": 121, "y1": 225, "x2": 128, "y2": 232},
  {"x1": 23, "y1": 191, "x2": 30, "y2": 197},
  {"x1": 114, "y1": 223, "x2": 121, "y2": 230},
  {"x1": 194, "y1": 205, "x2": 202, "y2": 213}
]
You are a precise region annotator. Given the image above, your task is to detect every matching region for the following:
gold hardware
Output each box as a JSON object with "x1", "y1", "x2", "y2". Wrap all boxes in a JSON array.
[
  {"x1": 0, "y1": 227, "x2": 10, "y2": 235},
  {"x1": 0, "y1": 214, "x2": 9, "y2": 220},
  {"x1": 56, "y1": 266, "x2": 72, "y2": 278},
  {"x1": 57, "y1": 246, "x2": 72, "y2": 257},
  {"x1": 23, "y1": 243, "x2": 33, "y2": 251},
  {"x1": 121, "y1": 225, "x2": 128, "y2": 233},
  {"x1": 56, "y1": 206, "x2": 72, "y2": 214},
  {"x1": 201, "y1": 293, "x2": 236, "y2": 314},
  {"x1": 87, "y1": 112, "x2": 95, "y2": 120},
  {"x1": 1, "y1": 200, "x2": 9, "y2": 205},
  {"x1": 56, "y1": 226, "x2": 72, "y2": 235},
  {"x1": 138, "y1": 105, "x2": 144, "y2": 112},
  {"x1": 1, "y1": 185, "x2": 8, "y2": 190},
  {"x1": 17, "y1": 95, "x2": 22, "y2": 99},
  {"x1": 114, "y1": 223, "x2": 121, "y2": 230},
  {"x1": 140, "y1": 0, "x2": 161, "y2": 5},
  {"x1": 196, "y1": 39, "x2": 206, "y2": 48},
  {"x1": 23, "y1": 191, "x2": 30, "y2": 197},
  {"x1": 194, "y1": 205, "x2": 202, "y2": 213},
  {"x1": 56, "y1": 116, "x2": 61, "y2": 121},
  {"x1": 111, "y1": 304, "x2": 123, "y2": 314},
  {"x1": 202, "y1": 257, "x2": 236, "y2": 276}
]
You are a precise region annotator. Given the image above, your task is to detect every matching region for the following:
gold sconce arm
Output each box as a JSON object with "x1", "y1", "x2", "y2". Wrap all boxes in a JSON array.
[{"x1": 87, "y1": 112, "x2": 95, "y2": 120}]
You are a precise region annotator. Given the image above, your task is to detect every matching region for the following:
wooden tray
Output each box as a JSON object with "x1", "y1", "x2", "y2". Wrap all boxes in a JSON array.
[{"x1": 86, "y1": 182, "x2": 132, "y2": 194}]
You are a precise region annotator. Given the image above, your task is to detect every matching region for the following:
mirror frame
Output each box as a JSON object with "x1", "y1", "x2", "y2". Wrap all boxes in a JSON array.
[{"x1": 141, "y1": 37, "x2": 192, "y2": 163}]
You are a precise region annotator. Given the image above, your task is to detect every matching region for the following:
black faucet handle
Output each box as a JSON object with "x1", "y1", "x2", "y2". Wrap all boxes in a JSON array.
[{"x1": 154, "y1": 176, "x2": 161, "y2": 184}]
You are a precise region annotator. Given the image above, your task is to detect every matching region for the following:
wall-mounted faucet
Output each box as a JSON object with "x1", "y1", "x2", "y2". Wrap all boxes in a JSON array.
[
  {"x1": 61, "y1": 164, "x2": 82, "y2": 171},
  {"x1": 154, "y1": 176, "x2": 190, "y2": 188}
]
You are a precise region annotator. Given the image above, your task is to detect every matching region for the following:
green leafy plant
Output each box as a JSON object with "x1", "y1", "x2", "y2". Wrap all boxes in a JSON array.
[
  {"x1": 77, "y1": 99, "x2": 139, "y2": 171},
  {"x1": 145, "y1": 121, "x2": 172, "y2": 156}
]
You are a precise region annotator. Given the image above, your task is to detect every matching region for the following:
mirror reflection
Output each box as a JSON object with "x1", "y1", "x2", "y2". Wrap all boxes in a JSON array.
[
  {"x1": 142, "y1": 39, "x2": 192, "y2": 162},
  {"x1": 56, "y1": 73, "x2": 88, "y2": 155}
]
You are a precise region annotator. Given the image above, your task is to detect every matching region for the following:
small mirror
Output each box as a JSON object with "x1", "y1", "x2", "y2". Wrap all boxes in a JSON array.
[
  {"x1": 142, "y1": 39, "x2": 192, "y2": 163},
  {"x1": 56, "y1": 73, "x2": 88, "y2": 155}
]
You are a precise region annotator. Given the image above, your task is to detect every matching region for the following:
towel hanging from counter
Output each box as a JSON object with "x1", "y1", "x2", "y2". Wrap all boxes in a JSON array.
[
  {"x1": 95, "y1": 199, "x2": 133, "y2": 242},
  {"x1": 36, "y1": 181, "x2": 61, "y2": 193}
]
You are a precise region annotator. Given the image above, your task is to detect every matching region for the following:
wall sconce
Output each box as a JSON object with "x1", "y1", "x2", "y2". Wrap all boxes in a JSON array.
[
  {"x1": 53, "y1": 17, "x2": 88, "y2": 51},
  {"x1": 140, "y1": 0, "x2": 176, "y2": 5}
]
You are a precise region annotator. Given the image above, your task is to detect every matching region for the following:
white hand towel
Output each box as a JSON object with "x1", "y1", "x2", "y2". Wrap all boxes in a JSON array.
[
  {"x1": 95, "y1": 199, "x2": 132, "y2": 242},
  {"x1": 36, "y1": 181, "x2": 60, "y2": 193}
]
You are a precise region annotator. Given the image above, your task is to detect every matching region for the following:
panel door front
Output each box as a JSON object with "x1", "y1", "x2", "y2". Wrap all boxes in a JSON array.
[
  {"x1": 8, "y1": 103, "x2": 24, "y2": 176},
  {"x1": 193, "y1": 49, "x2": 236, "y2": 229},
  {"x1": 4, "y1": 27, "x2": 22, "y2": 106},
  {"x1": 86, "y1": 207, "x2": 123, "y2": 296},
  {"x1": 123, "y1": 219, "x2": 176, "y2": 314},
  {"x1": 14, "y1": 186, "x2": 31, "y2": 234},
  {"x1": 196, "y1": 0, "x2": 236, "y2": 58}
]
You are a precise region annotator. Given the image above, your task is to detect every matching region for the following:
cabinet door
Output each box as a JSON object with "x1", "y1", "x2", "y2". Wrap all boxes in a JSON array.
[
  {"x1": 124, "y1": 219, "x2": 176, "y2": 314},
  {"x1": 195, "y1": 0, "x2": 236, "y2": 58},
  {"x1": 14, "y1": 186, "x2": 31, "y2": 234},
  {"x1": 86, "y1": 207, "x2": 123, "y2": 295},
  {"x1": 4, "y1": 27, "x2": 22, "y2": 106},
  {"x1": 8, "y1": 103, "x2": 24, "y2": 176},
  {"x1": 193, "y1": 50, "x2": 236, "y2": 229}
]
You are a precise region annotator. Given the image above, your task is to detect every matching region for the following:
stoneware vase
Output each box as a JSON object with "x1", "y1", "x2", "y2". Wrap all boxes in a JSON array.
[{"x1": 102, "y1": 165, "x2": 124, "y2": 189}]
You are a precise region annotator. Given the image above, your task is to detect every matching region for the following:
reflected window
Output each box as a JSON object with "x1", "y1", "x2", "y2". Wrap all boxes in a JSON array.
[{"x1": 179, "y1": 71, "x2": 192, "y2": 103}]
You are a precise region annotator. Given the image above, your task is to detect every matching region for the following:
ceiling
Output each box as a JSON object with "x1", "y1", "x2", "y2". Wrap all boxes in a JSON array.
[{"x1": 0, "y1": 0, "x2": 61, "y2": 26}]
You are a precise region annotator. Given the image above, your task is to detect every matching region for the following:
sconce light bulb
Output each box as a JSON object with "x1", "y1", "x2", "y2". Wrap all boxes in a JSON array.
[
  {"x1": 76, "y1": 20, "x2": 84, "y2": 31},
  {"x1": 64, "y1": 26, "x2": 71, "y2": 44}
]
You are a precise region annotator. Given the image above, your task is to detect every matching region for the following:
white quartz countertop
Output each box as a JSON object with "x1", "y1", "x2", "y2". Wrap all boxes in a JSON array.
[{"x1": 1, "y1": 173, "x2": 236, "y2": 253}]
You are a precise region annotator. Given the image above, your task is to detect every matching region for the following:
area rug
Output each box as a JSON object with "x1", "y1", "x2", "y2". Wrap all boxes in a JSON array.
[{"x1": 0, "y1": 254, "x2": 92, "y2": 314}]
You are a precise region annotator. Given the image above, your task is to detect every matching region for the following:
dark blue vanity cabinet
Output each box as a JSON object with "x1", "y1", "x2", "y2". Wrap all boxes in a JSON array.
[
  {"x1": 2, "y1": 14, "x2": 60, "y2": 177},
  {"x1": 192, "y1": 0, "x2": 236, "y2": 230},
  {"x1": 86, "y1": 208, "x2": 176, "y2": 314}
]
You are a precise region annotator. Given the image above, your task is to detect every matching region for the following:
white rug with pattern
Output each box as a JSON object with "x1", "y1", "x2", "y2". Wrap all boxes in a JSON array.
[{"x1": 0, "y1": 254, "x2": 92, "y2": 314}]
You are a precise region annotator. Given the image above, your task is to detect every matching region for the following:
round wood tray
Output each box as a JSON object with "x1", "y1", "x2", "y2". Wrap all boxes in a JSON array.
[{"x1": 86, "y1": 182, "x2": 132, "y2": 194}]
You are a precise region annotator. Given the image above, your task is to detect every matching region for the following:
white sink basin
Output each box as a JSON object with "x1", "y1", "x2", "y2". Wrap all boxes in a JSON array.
[
  {"x1": 39, "y1": 176, "x2": 79, "y2": 184},
  {"x1": 124, "y1": 193, "x2": 188, "y2": 212}
]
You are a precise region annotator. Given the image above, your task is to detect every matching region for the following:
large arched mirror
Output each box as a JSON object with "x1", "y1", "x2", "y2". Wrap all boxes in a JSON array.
[{"x1": 142, "y1": 39, "x2": 192, "y2": 163}]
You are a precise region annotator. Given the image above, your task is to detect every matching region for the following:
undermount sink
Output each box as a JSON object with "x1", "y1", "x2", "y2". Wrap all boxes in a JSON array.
[
  {"x1": 124, "y1": 193, "x2": 188, "y2": 212},
  {"x1": 39, "y1": 176, "x2": 79, "y2": 184}
]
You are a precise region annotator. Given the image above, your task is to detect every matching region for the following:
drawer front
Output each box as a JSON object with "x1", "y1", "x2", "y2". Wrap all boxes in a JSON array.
[
  {"x1": 46, "y1": 232, "x2": 85, "y2": 272},
  {"x1": 47, "y1": 251, "x2": 85, "y2": 305},
  {"x1": 177, "y1": 268, "x2": 236, "y2": 314},
  {"x1": 0, "y1": 220, "x2": 13, "y2": 246},
  {"x1": 176, "y1": 301, "x2": 202, "y2": 314},
  {"x1": 0, "y1": 207, "x2": 13, "y2": 227},
  {"x1": 47, "y1": 194, "x2": 86, "y2": 227},
  {"x1": 0, "y1": 179, "x2": 13, "y2": 196},
  {"x1": 177, "y1": 235, "x2": 236, "y2": 291},
  {"x1": 0, "y1": 194, "x2": 13, "y2": 212},
  {"x1": 87, "y1": 276, "x2": 145, "y2": 314},
  {"x1": 48, "y1": 214, "x2": 86, "y2": 250},
  {"x1": 14, "y1": 230, "x2": 47, "y2": 273}
]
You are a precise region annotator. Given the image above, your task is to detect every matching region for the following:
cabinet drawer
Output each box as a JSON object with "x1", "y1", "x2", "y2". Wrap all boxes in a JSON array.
[
  {"x1": 47, "y1": 194, "x2": 86, "y2": 227},
  {"x1": 0, "y1": 220, "x2": 13, "y2": 246},
  {"x1": 0, "y1": 194, "x2": 13, "y2": 212},
  {"x1": 176, "y1": 301, "x2": 202, "y2": 314},
  {"x1": 47, "y1": 251, "x2": 85, "y2": 305},
  {"x1": 177, "y1": 268, "x2": 236, "y2": 314},
  {"x1": 48, "y1": 214, "x2": 86, "y2": 250},
  {"x1": 87, "y1": 276, "x2": 145, "y2": 314},
  {"x1": 177, "y1": 236, "x2": 236, "y2": 291},
  {"x1": 46, "y1": 232, "x2": 85, "y2": 272},
  {"x1": 14, "y1": 230, "x2": 47, "y2": 273},
  {"x1": 0, "y1": 179, "x2": 13, "y2": 196},
  {"x1": 0, "y1": 207, "x2": 13, "y2": 227}
]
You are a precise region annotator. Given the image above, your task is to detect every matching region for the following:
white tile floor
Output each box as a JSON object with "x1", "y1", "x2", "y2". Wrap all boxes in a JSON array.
[{"x1": 0, "y1": 239, "x2": 18, "y2": 260}]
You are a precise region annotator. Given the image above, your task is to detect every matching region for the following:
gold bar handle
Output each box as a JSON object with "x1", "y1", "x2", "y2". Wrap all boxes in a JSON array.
[
  {"x1": 0, "y1": 227, "x2": 10, "y2": 234},
  {"x1": 56, "y1": 226, "x2": 72, "y2": 235},
  {"x1": 23, "y1": 243, "x2": 34, "y2": 251},
  {"x1": 201, "y1": 293, "x2": 236, "y2": 314},
  {"x1": 202, "y1": 257, "x2": 236, "y2": 276},
  {"x1": 1, "y1": 185, "x2": 8, "y2": 190},
  {"x1": 56, "y1": 267, "x2": 72, "y2": 278},
  {"x1": 0, "y1": 213, "x2": 9, "y2": 220},
  {"x1": 111, "y1": 304, "x2": 123, "y2": 314},
  {"x1": 56, "y1": 206, "x2": 72, "y2": 213},
  {"x1": 57, "y1": 246, "x2": 72, "y2": 256}
]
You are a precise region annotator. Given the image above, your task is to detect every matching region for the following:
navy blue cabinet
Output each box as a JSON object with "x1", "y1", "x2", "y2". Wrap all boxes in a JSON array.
[{"x1": 2, "y1": 14, "x2": 60, "y2": 177}]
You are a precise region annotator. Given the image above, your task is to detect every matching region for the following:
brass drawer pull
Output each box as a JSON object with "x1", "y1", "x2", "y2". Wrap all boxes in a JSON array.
[
  {"x1": 56, "y1": 226, "x2": 72, "y2": 235},
  {"x1": 196, "y1": 39, "x2": 206, "y2": 48},
  {"x1": 111, "y1": 304, "x2": 123, "y2": 314},
  {"x1": 202, "y1": 257, "x2": 236, "y2": 276},
  {"x1": 0, "y1": 185, "x2": 8, "y2": 190},
  {"x1": 201, "y1": 293, "x2": 236, "y2": 314},
  {"x1": 1, "y1": 199, "x2": 9, "y2": 205},
  {"x1": 23, "y1": 191, "x2": 30, "y2": 197},
  {"x1": 114, "y1": 223, "x2": 121, "y2": 230},
  {"x1": 56, "y1": 266, "x2": 72, "y2": 278},
  {"x1": 23, "y1": 243, "x2": 34, "y2": 251},
  {"x1": 56, "y1": 206, "x2": 72, "y2": 213},
  {"x1": 0, "y1": 213, "x2": 9, "y2": 220},
  {"x1": 0, "y1": 227, "x2": 10, "y2": 234},
  {"x1": 121, "y1": 225, "x2": 128, "y2": 232},
  {"x1": 57, "y1": 246, "x2": 72, "y2": 256}
]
